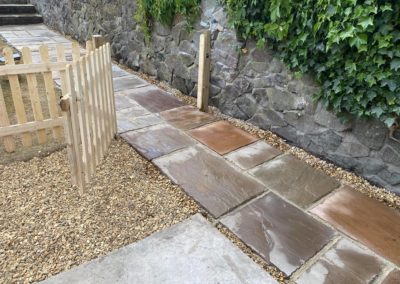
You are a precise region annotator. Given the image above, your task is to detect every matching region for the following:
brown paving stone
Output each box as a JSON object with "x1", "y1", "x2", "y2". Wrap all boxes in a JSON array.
[
  {"x1": 382, "y1": 270, "x2": 400, "y2": 284},
  {"x1": 160, "y1": 106, "x2": 219, "y2": 130},
  {"x1": 311, "y1": 186, "x2": 400, "y2": 266},
  {"x1": 297, "y1": 238, "x2": 386, "y2": 284},
  {"x1": 221, "y1": 192, "x2": 335, "y2": 276},
  {"x1": 154, "y1": 146, "x2": 266, "y2": 218},
  {"x1": 249, "y1": 154, "x2": 340, "y2": 208},
  {"x1": 225, "y1": 140, "x2": 282, "y2": 170},
  {"x1": 125, "y1": 86, "x2": 185, "y2": 113},
  {"x1": 121, "y1": 124, "x2": 195, "y2": 160},
  {"x1": 189, "y1": 121, "x2": 258, "y2": 155}
]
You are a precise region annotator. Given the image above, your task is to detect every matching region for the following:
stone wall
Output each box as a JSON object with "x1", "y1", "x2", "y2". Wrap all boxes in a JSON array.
[{"x1": 31, "y1": 0, "x2": 400, "y2": 194}]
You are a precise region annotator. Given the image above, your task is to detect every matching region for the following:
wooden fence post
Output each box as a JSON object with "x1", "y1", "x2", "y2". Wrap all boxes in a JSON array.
[
  {"x1": 197, "y1": 30, "x2": 211, "y2": 112},
  {"x1": 92, "y1": 35, "x2": 105, "y2": 49}
]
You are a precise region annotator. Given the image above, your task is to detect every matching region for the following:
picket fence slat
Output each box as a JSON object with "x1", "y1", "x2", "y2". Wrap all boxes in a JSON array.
[
  {"x1": 0, "y1": 83, "x2": 15, "y2": 152},
  {"x1": 4, "y1": 47, "x2": 32, "y2": 147},
  {"x1": 22, "y1": 47, "x2": 47, "y2": 144},
  {"x1": 0, "y1": 117, "x2": 64, "y2": 137},
  {"x1": 0, "y1": 61, "x2": 67, "y2": 76},
  {"x1": 39, "y1": 45, "x2": 63, "y2": 139}
]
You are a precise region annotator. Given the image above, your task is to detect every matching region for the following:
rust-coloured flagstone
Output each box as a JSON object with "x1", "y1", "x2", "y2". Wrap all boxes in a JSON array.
[
  {"x1": 189, "y1": 121, "x2": 258, "y2": 155},
  {"x1": 225, "y1": 140, "x2": 282, "y2": 170},
  {"x1": 296, "y1": 238, "x2": 386, "y2": 284},
  {"x1": 121, "y1": 124, "x2": 195, "y2": 160},
  {"x1": 221, "y1": 192, "x2": 335, "y2": 276},
  {"x1": 160, "y1": 106, "x2": 219, "y2": 130},
  {"x1": 125, "y1": 86, "x2": 185, "y2": 113},
  {"x1": 311, "y1": 186, "x2": 400, "y2": 266},
  {"x1": 382, "y1": 270, "x2": 400, "y2": 284},
  {"x1": 249, "y1": 154, "x2": 340, "y2": 208},
  {"x1": 154, "y1": 146, "x2": 266, "y2": 218}
]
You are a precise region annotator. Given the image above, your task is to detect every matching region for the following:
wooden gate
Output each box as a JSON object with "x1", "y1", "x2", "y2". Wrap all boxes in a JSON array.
[{"x1": 0, "y1": 38, "x2": 117, "y2": 189}]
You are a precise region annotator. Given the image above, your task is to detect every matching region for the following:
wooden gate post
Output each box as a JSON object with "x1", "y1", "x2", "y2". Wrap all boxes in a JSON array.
[
  {"x1": 197, "y1": 30, "x2": 211, "y2": 112},
  {"x1": 92, "y1": 35, "x2": 105, "y2": 49}
]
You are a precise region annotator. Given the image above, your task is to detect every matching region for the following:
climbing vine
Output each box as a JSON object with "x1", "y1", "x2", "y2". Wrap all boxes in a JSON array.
[
  {"x1": 222, "y1": 0, "x2": 400, "y2": 127},
  {"x1": 134, "y1": 0, "x2": 201, "y2": 41}
]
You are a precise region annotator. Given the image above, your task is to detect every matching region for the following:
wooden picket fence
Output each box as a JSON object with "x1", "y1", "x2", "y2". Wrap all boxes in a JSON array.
[{"x1": 0, "y1": 37, "x2": 117, "y2": 189}]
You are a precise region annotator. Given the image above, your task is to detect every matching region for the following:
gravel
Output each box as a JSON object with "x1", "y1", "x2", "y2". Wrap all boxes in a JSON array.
[{"x1": 0, "y1": 139, "x2": 199, "y2": 283}]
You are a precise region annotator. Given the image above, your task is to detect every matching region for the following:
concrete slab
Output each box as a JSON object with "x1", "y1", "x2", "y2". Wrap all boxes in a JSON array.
[{"x1": 41, "y1": 214, "x2": 277, "y2": 284}]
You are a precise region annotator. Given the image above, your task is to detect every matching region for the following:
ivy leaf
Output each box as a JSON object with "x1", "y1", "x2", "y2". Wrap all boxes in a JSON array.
[
  {"x1": 381, "y1": 79, "x2": 397, "y2": 92},
  {"x1": 349, "y1": 33, "x2": 368, "y2": 51},
  {"x1": 390, "y1": 59, "x2": 400, "y2": 71},
  {"x1": 384, "y1": 117, "x2": 396, "y2": 127},
  {"x1": 358, "y1": 16, "x2": 374, "y2": 29}
]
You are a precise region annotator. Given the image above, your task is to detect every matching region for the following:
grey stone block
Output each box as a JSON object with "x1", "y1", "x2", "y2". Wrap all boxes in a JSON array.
[{"x1": 42, "y1": 214, "x2": 277, "y2": 284}]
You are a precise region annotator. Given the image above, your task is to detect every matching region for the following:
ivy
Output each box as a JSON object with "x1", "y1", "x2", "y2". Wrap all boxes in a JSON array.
[
  {"x1": 222, "y1": 0, "x2": 400, "y2": 127},
  {"x1": 134, "y1": 0, "x2": 201, "y2": 41}
]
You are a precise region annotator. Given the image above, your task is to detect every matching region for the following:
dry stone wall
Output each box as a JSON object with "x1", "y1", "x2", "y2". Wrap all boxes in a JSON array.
[{"x1": 31, "y1": 0, "x2": 400, "y2": 194}]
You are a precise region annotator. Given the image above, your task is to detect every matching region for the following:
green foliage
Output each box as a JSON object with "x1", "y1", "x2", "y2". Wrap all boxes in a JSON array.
[
  {"x1": 135, "y1": 0, "x2": 201, "y2": 41},
  {"x1": 223, "y1": 0, "x2": 400, "y2": 126}
]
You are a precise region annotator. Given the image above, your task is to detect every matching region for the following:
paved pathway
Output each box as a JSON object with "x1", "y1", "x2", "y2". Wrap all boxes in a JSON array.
[{"x1": 1, "y1": 24, "x2": 399, "y2": 283}]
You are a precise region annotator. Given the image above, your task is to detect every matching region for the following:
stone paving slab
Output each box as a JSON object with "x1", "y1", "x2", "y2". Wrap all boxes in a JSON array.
[
  {"x1": 113, "y1": 75, "x2": 148, "y2": 92},
  {"x1": 41, "y1": 214, "x2": 277, "y2": 284},
  {"x1": 225, "y1": 140, "x2": 282, "y2": 170},
  {"x1": 112, "y1": 65, "x2": 131, "y2": 78},
  {"x1": 125, "y1": 86, "x2": 185, "y2": 113},
  {"x1": 382, "y1": 269, "x2": 400, "y2": 284},
  {"x1": 116, "y1": 103, "x2": 150, "y2": 118},
  {"x1": 311, "y1": 186, "x2": 400, "y2": 266},
  {"x1": 296, "y1": 238, "x2": 386, "y2": 284},
  {"x1": 117, "y1": 114, "x2": 163, "y2": 134},
  {"x1": 154, "y1": 146, "x2": 266, "y2": 218},
  {"x1": 160, "y1": 105, "x2": 219, "y2": 130},
  {"x1": 189, "y1": 121, "x2": 259, "y2": 155},
  {"x1": 114, "y1": 93, "x2": 146, "y2": 111},
  {"x1": 249, "y1": 154, "x2": 340, "y2": 208},
  {"x1": 221, "y1": 192, "x2": 335, "y2": 276},
  {"x1": 121, "y1": 124, "x2": 195, "y2": 160}
]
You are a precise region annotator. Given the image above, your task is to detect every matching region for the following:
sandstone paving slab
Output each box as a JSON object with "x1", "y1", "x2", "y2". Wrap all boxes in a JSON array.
[
  {"x1": 311, "y1": 186, "x2": 400, "y2": 266},
  {"x1": 113, "y1": 75, "x2": 148, "y2": 92},
  {"x1": 382, "y1": 269, "x2": 400, "y2": 284},
  {"x1": 115, "y1": 93, "x2": 144, "y2": 111},
  {"x1": 126, "y1": 86, "x2": 185, "y2": 113},
  {"x1": 160, "y1": 105, "x2": 219, "y2": 130},
  {"x1": 41, "y1": 214, "x2": 277, "y2": 284},
  {"x1": 117, "y1": 114, "x2": 163, "y2": 134},
  {"x1": 249, "y1": 154, "x2": 340, "y2": 208},
  {"x1": 221, "y1": 192, "x2": 335, "y2": 276},
  {"x1": 154, "y1": 146, "x2": 266, "y2": 218},
  {"x1": 116, "y1": 104, "x2": 150, "y2": 119},
  {"x1": 225, "y1": 140, "x2": 282, "y2": 170},
  {"x1": 189, "y1": 121, "x2": 259, "y2": 155},
  {"x1": 112, "y1": 65, "x2": 131, "y2": 78},
  {"x1": 296, "y1": 238, "x2": 386, "y2": 284},
  {"x1": 121, "y1": 124, "x2": 195, "y2": 160}
]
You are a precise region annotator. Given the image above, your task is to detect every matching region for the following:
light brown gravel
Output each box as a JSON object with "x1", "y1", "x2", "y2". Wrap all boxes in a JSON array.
[
  {"x1": 128, "y1": 67, "x2": 400, "y2": 210},
  {"x1": 0, "y1": 139, "x2": 199, "y2": 283}
]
